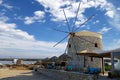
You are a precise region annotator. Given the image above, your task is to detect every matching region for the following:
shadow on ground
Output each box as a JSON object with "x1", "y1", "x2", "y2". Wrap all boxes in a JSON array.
[{"x1": 98, "y1": 75, "x2": 120, "y2": 80}]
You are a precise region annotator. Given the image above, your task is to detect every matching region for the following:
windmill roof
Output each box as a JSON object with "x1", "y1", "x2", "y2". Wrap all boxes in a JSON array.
[{"x1": 75, "y1": 30, "x2": 102, "y2": 39}]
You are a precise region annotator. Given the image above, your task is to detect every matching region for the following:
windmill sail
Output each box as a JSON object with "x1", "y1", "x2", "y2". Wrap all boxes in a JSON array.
[
  {"x1": 72, "y1": 2, "x2": 81, "y2": 32},
  {"x1": 53, "y1": 28, "x2": 69, "y2": 33},
  {"x1": 74, "y1": 14, "x2": 95, "y2": 31},
  {"x1": 53, "y1": 34, "x2": 69, "y2": 47},
  {"x1": 63, "y1": 9, "x2": 71, "y2": 32}
]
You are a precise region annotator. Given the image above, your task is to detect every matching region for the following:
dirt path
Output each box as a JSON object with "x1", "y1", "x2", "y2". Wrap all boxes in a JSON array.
[
  {"x1": 0, "y1": 69, "x2": 52, "y2": 80},
  {"x1": 0, "y1": 69, "x2": 119, "y2": 80}
]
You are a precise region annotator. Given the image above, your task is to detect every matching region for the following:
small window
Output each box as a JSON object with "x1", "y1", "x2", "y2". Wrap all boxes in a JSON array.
[
  {"x1": 68, "y1": 44, "x2": 71, "y2": 48},
  {"x1": 91, "y1": 57, "x2": 93, "y2": 61},
  {"x1": 95, "y1": 43, "x2": 98, "y2": 47},
  {"x1": 61, "y1": 62, "x2": 66, "y2": 66}
]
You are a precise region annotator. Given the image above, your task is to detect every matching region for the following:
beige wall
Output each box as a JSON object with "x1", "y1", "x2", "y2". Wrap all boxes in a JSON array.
[
  {"x1": 67, "y1": 31, "x2": 103, "y2": 69},
  {"x1": 86, "y1": 57, "x2": 102, "y2": 68},
  {"x1": 38, "y1": 69, "x2": 95, "y2": 80}
]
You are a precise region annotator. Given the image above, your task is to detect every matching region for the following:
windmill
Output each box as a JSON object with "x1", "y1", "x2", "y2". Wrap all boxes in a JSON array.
[
  {"x1": 53, "y1": 2, "x2": 95, "y2": 52},
  {"x1": 53, "y1": 1, "x2": 102, "y2": 69}
]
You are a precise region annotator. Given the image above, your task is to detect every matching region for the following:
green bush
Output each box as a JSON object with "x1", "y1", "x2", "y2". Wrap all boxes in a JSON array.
[{"x1": 105, "y1": 65, "x2": 111, "y2": 71}]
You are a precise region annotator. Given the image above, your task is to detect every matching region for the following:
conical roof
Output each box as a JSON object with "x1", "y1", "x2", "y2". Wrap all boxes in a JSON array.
[{"x1": 75, "y1": 30, "x2": 102, "y2": 39}]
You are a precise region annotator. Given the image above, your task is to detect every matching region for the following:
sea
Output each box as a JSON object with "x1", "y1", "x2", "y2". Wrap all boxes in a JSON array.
[{"x1": 0, "y1": 61, "x2": 36, "y2": 65}]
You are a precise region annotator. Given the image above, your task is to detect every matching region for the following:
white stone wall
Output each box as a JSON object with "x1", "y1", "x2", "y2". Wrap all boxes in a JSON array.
[
  {"x1": 38, "y1": 69, "x2": 95, "y2": 80},
  {"x1": 67, "y1": 35, "x2": 103, "y2": 70},
  {"x1": 115, "y1": 59, "x2": 120, "y2": 71},
  {"x1": 86, "y1": 57, "x2": 102, "y2": 68}
]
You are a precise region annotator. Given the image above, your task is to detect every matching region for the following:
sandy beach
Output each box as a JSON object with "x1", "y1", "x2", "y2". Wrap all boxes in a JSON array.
[{"x1": 0, "y1": 69, "x2": 52, "y2": 80}]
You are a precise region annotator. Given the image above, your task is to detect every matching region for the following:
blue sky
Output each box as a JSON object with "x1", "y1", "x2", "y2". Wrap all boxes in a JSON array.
[{"x1": 0, "y1": 0, "x2": 120, "y2": 58}]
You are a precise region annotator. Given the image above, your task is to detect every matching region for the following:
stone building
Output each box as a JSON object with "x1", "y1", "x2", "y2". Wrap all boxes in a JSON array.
[
  {"x1": 67, "y1": 30, "x2": 103, "y2": 70},
  {"x1": 16, "y1": 59, "x2": 24, "y2": 65}
]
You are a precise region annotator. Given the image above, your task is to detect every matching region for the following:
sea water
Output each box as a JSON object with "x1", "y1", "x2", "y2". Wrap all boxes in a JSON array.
[{"x1": 0, "y1": 61, "x2": 36, "y2": 65}]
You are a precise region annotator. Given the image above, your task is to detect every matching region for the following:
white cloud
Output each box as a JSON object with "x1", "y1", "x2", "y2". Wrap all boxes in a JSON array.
[
  {"x1": 24, "y1": 10, "x2": 45, "y2": 24},
  {"x1": 105, "y1": 10, "x2": 114, "y2": 18},
  {"x1": 36, "y1": 0, "x2": 81, "y2": 21},
  {"x1": 101, "y1": 2, "x2": 115, "y2": 18},
  {"x1": 0, "y1": 21, "x2": 35, "y2": 41},
  {"x1": 117, "y1": 8, "x2": 120, "y2": 10},
  {"x1": 24, "y1": 17, "x2": 33, "y2": 24},
  {"x1": 0, "y1": 15, "x2": 66, "y2": 58},
  {"x1": 100, "y1": 2, "x2": 120, "y2": 30},
  {"x1": 0, "y1": 0, "x2": 3, "y2": 4},
  {"x1": 0, "y1": 0, "x2": 13, "y2": 9},
  {"x1": 99, "y1": 27, "x2": 112, "y2": 34},
  {"x1": 2, "y1": 4, "x2": 13, "y2": 9},
  {"x1": 0, "y1": 35, "x2": 66, "y2": 51},
  {"x1": 14, "y1": 16, "x2": 23, "y2": 20},
  {"x1": 36, "y1": 0, "x2": 118, "y2": 29},
  {"x1": 0, "y1": 16, "x2": 9, "y2": 22},
  {"x1": 0, "y1": 34, "x2": 66, "y2": 58},
  {"x1": 93, "y1": 20, "x2": 100, "y2": 24},
  {"x1": 34, "y1": 10, "x2": 44, "y2": 17},
  {"x1": 108, "y1": 11, "x2": 120, "y2": 30}
]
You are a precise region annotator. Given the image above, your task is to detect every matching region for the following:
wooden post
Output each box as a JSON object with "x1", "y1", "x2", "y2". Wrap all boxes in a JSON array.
[
  {"x1": 84, "y1": 55, "x2": 86, "y2": 67},
  {"x1": 111, "y1": 52, "x2": 114, "y2": 72},
  {"x1": 102, "y1": 57, "x2": 104, "y2": 75}
]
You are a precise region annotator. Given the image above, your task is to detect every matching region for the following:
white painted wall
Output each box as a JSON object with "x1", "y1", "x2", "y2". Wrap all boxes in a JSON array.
[{"x1": 115, "y1": 59, "x2": 120, "y2": 71}]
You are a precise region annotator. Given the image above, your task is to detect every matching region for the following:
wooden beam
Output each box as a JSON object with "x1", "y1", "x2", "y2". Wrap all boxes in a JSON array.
[
  {"x1": 102, "y1": 57, "x2": 104, "y2": 75},
  {"x1": 84, "y1": 55, "x2": 86, "y2": 67},
  {"x1": 111, "y1": 52, "x2": 114, "y2": 72}
]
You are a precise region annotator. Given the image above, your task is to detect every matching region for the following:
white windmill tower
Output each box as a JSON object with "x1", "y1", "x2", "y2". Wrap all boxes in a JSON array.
[{"x1": 53, "y1": 1, "x2": 103, "y2": 70}]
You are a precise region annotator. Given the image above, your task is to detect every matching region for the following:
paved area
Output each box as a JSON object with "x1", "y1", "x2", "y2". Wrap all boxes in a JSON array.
[{"x1": 0, "y1": 69, "x2": 52, "y2": 80}]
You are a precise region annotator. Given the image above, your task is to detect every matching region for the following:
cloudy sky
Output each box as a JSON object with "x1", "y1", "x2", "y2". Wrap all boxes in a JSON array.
[{"x1": 0, "y1": 0, "x2": 120, "y2": 58}]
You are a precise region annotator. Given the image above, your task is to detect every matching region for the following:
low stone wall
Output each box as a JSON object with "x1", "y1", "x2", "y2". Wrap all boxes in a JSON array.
[{"x1": 38, "y1": 69, "x2": 95, "y2": 80}]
